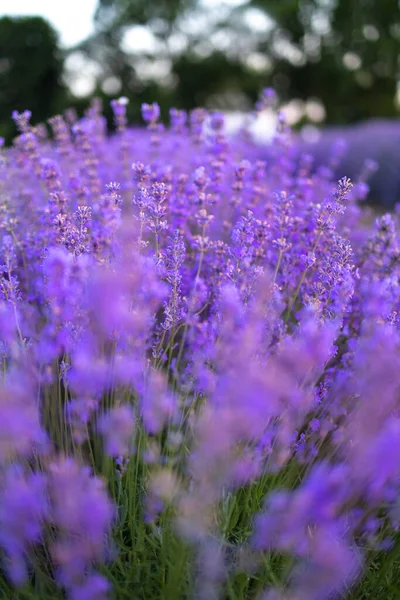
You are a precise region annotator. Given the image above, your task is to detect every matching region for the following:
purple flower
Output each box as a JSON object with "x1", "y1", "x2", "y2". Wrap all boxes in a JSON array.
[
  {"x1": 141, "y1": 102, "x2": 160, "y2": 124},
  {"x1": 0, "y1": 373, "x2": 47, "y2": 463},
  {"x1": 97, "y1": 404, "x2": 135, "y2": 457},
  {"x1": 0, "y1": 466, "x2": 48, "y2": 585},
  {"x1": 139, "y1": 370, "x2": 178, "y2": 434},
  {"x1": 48, "y1": 458, "x2": 114, "y2": 596},
  {"x1": 4, "y1": 89, "x2": 400, "y2": 600}
]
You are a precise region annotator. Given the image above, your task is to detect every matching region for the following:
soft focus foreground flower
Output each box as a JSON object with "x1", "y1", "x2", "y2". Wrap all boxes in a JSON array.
[
  {"x1": 97, "y1": 404, "x2": 135, "y2": 457},
  {"x1": 1, "y1": 89, "x2": 400, "y2": 599},
  {"x1": 0, "y1": 466, "x2": 48, "y2": 585},
  {"x1": 48, "y1": 459, "x2": 114, "y2": 599},
  {"x1": 0, "y1": 371, "x2": 47, "y2": 463}
]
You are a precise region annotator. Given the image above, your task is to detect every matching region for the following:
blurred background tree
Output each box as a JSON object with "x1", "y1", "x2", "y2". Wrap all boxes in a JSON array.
[
  {"x1": 254, "y1": 0, "x2": 400, "y2": 123},
  {"x1": 0, "y1": 1, "x2": 399, "y2": 139},
  {"x1": 71, "y1": 0, "x2": 400, "y2": 125},
  {"x1": 0, "y1": 16, "x2": 69, "y2": 142}
]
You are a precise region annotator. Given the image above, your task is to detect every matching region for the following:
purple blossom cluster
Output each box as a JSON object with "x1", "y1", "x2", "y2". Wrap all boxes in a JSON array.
[{"x1": 0, "y1": 93, "x2": 399, "y2": 599}]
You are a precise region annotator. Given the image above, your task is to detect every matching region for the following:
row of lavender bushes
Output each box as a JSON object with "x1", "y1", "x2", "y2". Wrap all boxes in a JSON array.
[
  {"x1": 296, "y1": 119, "x2": 400, "y2": 209},
  {"x1": 1, "y1": 90, "x2": 400, "y2": 600}
]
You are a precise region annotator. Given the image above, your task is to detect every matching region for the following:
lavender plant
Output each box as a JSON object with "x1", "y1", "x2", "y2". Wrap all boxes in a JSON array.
[{"x1": 0, "y1": 93, "x2": 399, "y2": 600}]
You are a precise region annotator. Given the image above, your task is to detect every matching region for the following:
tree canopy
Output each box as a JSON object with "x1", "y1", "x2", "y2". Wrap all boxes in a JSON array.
[
  {"x1": 73, "y1": 0, "x2": 400, "y2": 124},
  {"x1": 0, "y1": 2, "x2": 398, "y2": 137},
  {"x1": 0, "y1": 16, "x2": 68, "y2": 142}
]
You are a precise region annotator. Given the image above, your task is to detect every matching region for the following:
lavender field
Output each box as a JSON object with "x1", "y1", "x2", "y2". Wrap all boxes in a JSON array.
[{"x1": 1, "y1": 91, "x2": 400, "y2": 600}]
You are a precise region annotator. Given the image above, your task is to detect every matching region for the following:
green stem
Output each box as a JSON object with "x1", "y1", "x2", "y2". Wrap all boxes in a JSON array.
[
  {"x1": 273, "y1": 249, "x2": 283, "y2": 285},
  {"x1": 284, "y1": 228, "x2": 324, "y2": 324}
]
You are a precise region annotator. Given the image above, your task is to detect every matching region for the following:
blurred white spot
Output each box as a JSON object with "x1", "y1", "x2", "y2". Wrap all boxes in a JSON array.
[
  {"x1": 303, "y1": 33, "x2": 321, "y2": 59},
  {"x1": 311, "y1": 10, "x2": 331, "y2": 35},
  {"x1": 363, "y1": 24, "x2": 380, "y2": 41},
  {"x1": 210, "y1": 29, "x2": 233, "y2": 51},
  {"x1": 249, "y1": 112, "x2": 276, "y2": 142},
  {"x1": 70, "y1": 76, "x2": 96, "y2": 98},
  {"x1": 222, "y1": 111, "x2": 276, "y2": 143},
  {"x1": 301, "y1": 125, "x2": 321, "y2": 144},
  {"x1": 273, "y1": 36, "x2": 306, "y2": 66},
  {"x1": 193, "y1": 41, "x2": 213, "y2": 58},
  {"x1": 64, "y1": 51, "x2": 101, "y2": 98},
  {"x1": 245, "y1": 52, "x2": 271, "y2": 72},
  {"x1": 101, "y1": 77, "x2": 122, "y2": 96},
  {"x1": 201, "y1": 0, "x2": 247, "y2": 6},
  {"x1": 224, "y1": 112, "x2": 245, "y2": 134},
  {"x1": 281, "y1": 99, "x2": 305, "y2": 126},
  {"x1": 135, "y1": 58, "x2": 172, "y2": 81},
  {"x1": 343, "y1": 52, "x2": 361, "y2": 70},
  {"x1": 243, "y1": 8, "x2": 274, "y2": 33},
  {"x1": 305, "y1": 99, "x2": 326, "y2": 123},
  {"x1": 168, "y1": 33, "x2": 189, "y2": 55},
  {"x1": 121, "y1": 26, "x2": 159, "y2": 54}
]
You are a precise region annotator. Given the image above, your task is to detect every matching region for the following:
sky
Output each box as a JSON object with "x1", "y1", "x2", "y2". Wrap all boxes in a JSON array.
[
  {"x1": 0, "y1": 0, "x2": 248, "y2": 48},
  {"x1": 0, "y1": 0, "x2": 98, "y2": 47}
]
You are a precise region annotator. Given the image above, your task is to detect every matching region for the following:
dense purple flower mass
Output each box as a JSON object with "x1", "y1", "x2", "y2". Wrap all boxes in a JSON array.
[{"x1": 0, "y1": 93, "x2": 399, "y2": 599}]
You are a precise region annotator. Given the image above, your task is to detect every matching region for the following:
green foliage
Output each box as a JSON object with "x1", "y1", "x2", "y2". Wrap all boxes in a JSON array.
[
  {"x1": 96, "y1": 0, "x2": 196, "y2": 30},
  {"x1": 87, "y1": 0, "x2": 400, "y2": 124},
  {"x1": 1, "y1": 2, "x2": 399, "y2": 139},
  {"x1": 173, "y1": 52, "x2": 260, "y2": 110},
  {"x1": 252, "y1": 0, "x2": 400, "y2": 122},
  {"x1": 0, "y1": 17, "x2": 68, "y2": 142}
]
